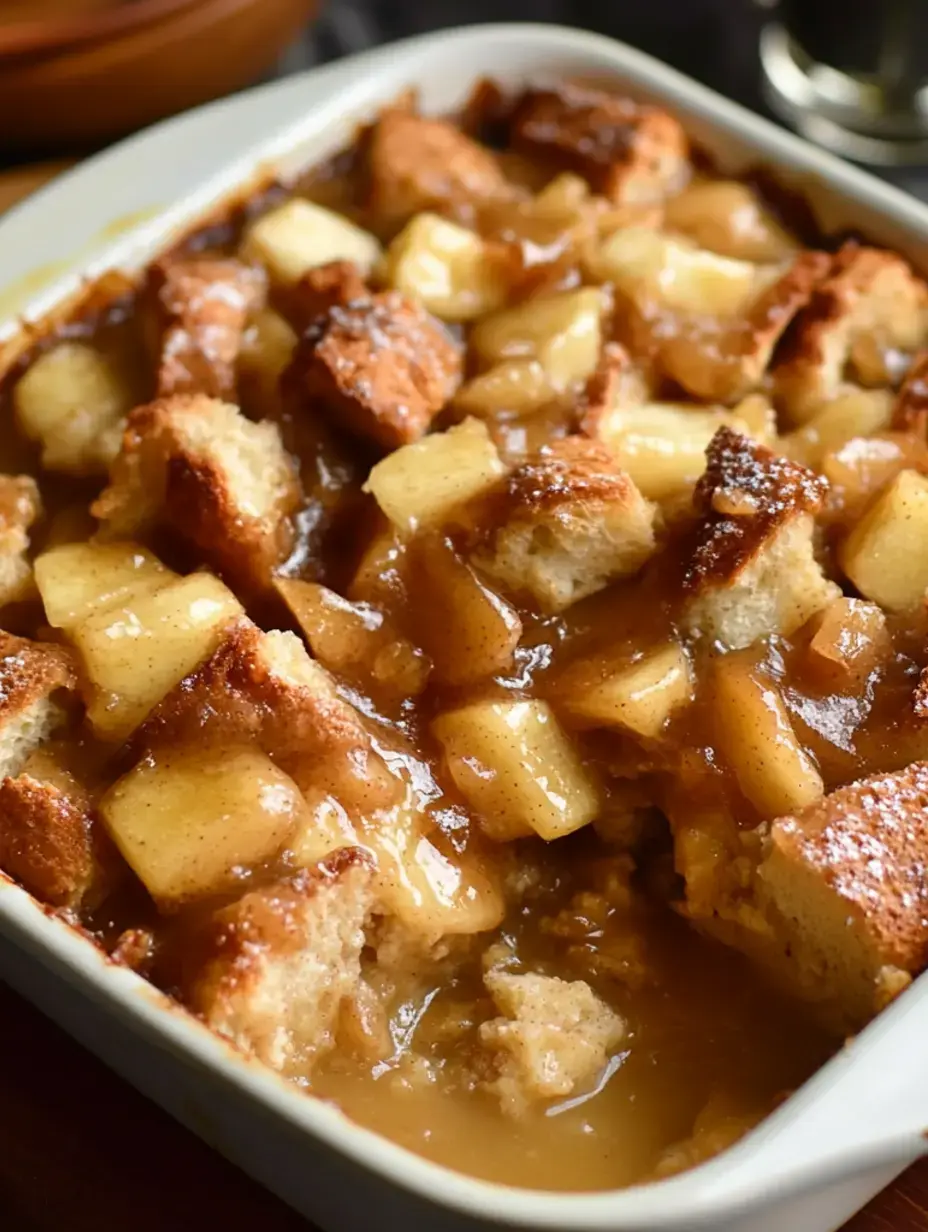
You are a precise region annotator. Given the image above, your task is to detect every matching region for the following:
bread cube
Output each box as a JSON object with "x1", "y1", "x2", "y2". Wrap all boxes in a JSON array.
[
  {"x1": 0, "y1": 772, "x2": 116, "y2": 911},
  {"x1": 283, "y1": 261, "x2": 370, "y2": 332},
  {"x1": 892, "y1": 348, "x2": 928, "y2": 434},
  {"x1": 0, "y1": 633, "x2": 77, "y2": 779},
  {"x1": 285, "y1": 292, "x2": 463, "y2": 451},
  {"x1": 510, "y1": 83, "x2": 689, "y2": 205},
  {"x1": 14, "y1": 341, "x2": 136, "y2": 475},
  {"x1": 241, "y1": 198, "x2": 381, "y2": 284},
  {"x1": 384, "y1": 212, "x2": 507, "y2": 321},
  {"x1": 408, "y1": 534, "x2": 521, "y2": 686},
  {"x1": 74, "y1": 571, "x2": 242, "y2": 742},
  {"x1": 773, "y1": 244, "x2": 928, "y2": 423},
  {"x1": 35, "y1": 542, "x2": 171, "y2": 632},
  {"x1": 683, "y1": 429, "x2": 840, "y2": 649},
  {"x1": 479, "y1": 969, "x2": 624, "y2": 1116},
  {"x1": 137, "y1": 620, "x2": 399, "y2": 813},
  {"x1": 470, "y1": 288, "x2": 604, "y2": 392},
  {"x1": 712, "y1": 655, "x2": 824, "y2": 819},
  {"x1": 184, "y1": 848, "x2": 375, "y2": 1075},
  {"x1": 473, "y1": 438, "x2": 657, "y2": 613},
  {"x1": 101, "y1": 745, "x2": 305, "y2": 906},
  {"x1": 93, "y1": 394, "x2": 301, "y2": 593},
  {"x1": 454, "y1": 359, "x2": 555, "y2": 419},
  {"x1": 592, "y1": 226, "x2": 773, "y2": 318},
  {"x1": 563, "y1": 643, "x2": 693, "y2": 738},
  {"x1": 147, "y1": 256, "x2": 266, "y2": 400},
  {"x1": 433, "y1": 699, "x2": 599, "y2": 842},
  {"x1": 0, "y1": 475, "x2": 41, "y2": 607},
  {"x1": 839, "y1": 469, "x2": 928, "y2": 611},
  {"x1": 758, "y1": 762, "x2": 928, "y2": 1028},
  {"x1": 365, "y1": 107, "x2": 509, "y2": 230},
  {"x1": 664, "y1": 180, "x2": 797, "y2": 263},
  {"x1": 275, "y1": 579, "x2": 428, "y2": 697},
  {"x1": 363, "y1": 418, "x2": 505, "y2": 533}
]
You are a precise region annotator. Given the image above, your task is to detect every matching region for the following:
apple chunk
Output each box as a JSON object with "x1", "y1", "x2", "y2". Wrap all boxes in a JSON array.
[
  {"x1": 101, "y1": 747, "x2": 306, "y2": 906},
  {"x1": 35, "y1": 541, "x2": 172, "y2": 632},
  {"x1": 563, "y1": 643, "x2": 693, "y2": 737}
]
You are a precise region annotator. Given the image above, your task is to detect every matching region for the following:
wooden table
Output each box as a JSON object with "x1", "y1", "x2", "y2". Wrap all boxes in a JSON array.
[{"x1": 0, "y1": 163, "x2": 925, "y2": 1232}]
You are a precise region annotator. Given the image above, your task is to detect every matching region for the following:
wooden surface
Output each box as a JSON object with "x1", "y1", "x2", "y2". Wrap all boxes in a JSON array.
[{"x1": 0, "y1": 161, "x2": 926, "y2": 1232}]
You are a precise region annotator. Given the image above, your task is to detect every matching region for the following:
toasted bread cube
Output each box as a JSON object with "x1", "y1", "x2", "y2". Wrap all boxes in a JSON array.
[
  {"x1": 510, "y1": 84, "x2": 689, "y2": 205},
  {"x1": 35, "y1": 542, "x2": 172, "y2": 632},
  {"x1": 471, "y1": 288, "x2": 604, "y2": 392},
  {"x1": 0, "y1": 772, "x2": 115, "y2": 911},
  {"x1": 479, "y1": 969, "x2": 624, "y2": 1116},
  {"x1": 664, "y1": 181, "x2": 797, "y2": 263},
  {"x1": 433, "y1": 699, "x2": 599, "y2": 842},
  {"x1": 474, "y1": 438, "x2": 657, "y2": 614},
  {"x1": 564, "y1": 643, "x2": 693, "y2": 738},
  {"x1": 363, "y1": 418, "x2": 505, "y2": 533},
  {"x1": 807, "y1": 597, "x2": 890, "y2": 685},
  {"x1": 365, "y1": 108, "x2": 509, "y2": 230},
  {"x1": 283, "y1": 261, "x2": 370, "y2": 332},
  {"x1": 0, "y1": 634, "x2": 77, "y2": 779},
  {"x1": 0, "y1": 476, "x2": 40, "y2": 607},
  {"x1": 839, "y1": 469, "x2": 928, "y2": 611},
  {"x1": 286, "y1": 292, "x2": 463, "y2": 451},
  {"x1": 713, "y1": 656, "x2": 824, "y2": 819},
  {"x1": 408, "y1": 534, "x2": 521, "y2": 686},
  {"x1": 147, "y1": 257, "x2": 266, "y2": 400},
  {"x1": 275, "y1": 579, "x2": 428, "y2": 697},
  {"x1": 454, "y1": 359, "x2": 555, "y2": 419},
  {"x1": 93, "y1": 394, "x2": 301, "y2": 592},
  {"x1": 592, "y1": 226, "x2": 774, "y2": 318},
  {"x1": 241, "y1": 199, "x2": 381, "y2": 285},
  {"x1": 683, "y1": 429, "x2": 840, "y2": 649},
  {"x1": 184, "y1": 847, "x2": 375, "y2": 1074},
  {"x1": 14, "y1": 341, "x2": 135, "y2": 476},
  {"x1": 758, "y1": 763, "x2": 928, "y2": 1028},
  {"x1": 773, "y1": 244, "x2": 928, "y2": 423},
  {"x1": 101, "y1": 746, "x2": 306, "y2": 907},
  {"x1": 137, "y1": 621, "x2": 399, "y2": 813},
  {"x1": 384, "y1": 212, "x2": 507, "y2": 322},
  {"x1": 74, "y1": 572, "x2": 242, "y2": 742},
  {"x1": 892, "y1": 348, "x2": 928, "y2": 434}
]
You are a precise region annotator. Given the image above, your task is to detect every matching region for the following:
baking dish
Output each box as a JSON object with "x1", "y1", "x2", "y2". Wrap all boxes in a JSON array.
[{"x1": 3, "y1": 22, "x2": 928, "y2": 1232}]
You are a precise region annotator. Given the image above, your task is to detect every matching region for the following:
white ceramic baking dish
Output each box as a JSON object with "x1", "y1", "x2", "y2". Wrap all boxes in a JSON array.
[{"x1": 3, "y1": 23, "x2": 928, "y2": 1232}]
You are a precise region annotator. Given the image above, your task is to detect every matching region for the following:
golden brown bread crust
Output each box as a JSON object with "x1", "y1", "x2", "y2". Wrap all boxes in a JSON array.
[
  {"x1": 509, "y1": 83, "x2": 689, "y2": 204},
  {"x1": 136, "y1": 619, "x2": 399, "y2": 812},
  {"x1": 284, "y1": 259, "x2": 369, "y2": 333},
  {"x1": 496, "y1": 436, "x2": 640, "y2": 517},
  {"x1": 914, "y1": 666, "x2": 928, "y2": 719},
  {"x1": 0, "y1": 773, "x2": 103, "y2": 910},
  {"x1": 286, "y1": 292, "x2": 463, "y2": 450},
  {"x1": 148, "y1": 257, "x2": 267, "y2": 400},
  {"x1": 765, "y1": 762, "x2": 928, "y2": 972},
  {"x1": 683, "y1": 428, "x2": 828, "y2": 594},
  {"x1": 0, "y1": 632, "x2": 76, "y2": 719},
  {"x1": 365, "y1": 107, "x2": 510, "y2": 228},
  {"x1": 892, "y1": 349, "x2": 928, "y2": 435},
  {"x1": 0, "y1": 475, "x2": 41, "y2": 607}
]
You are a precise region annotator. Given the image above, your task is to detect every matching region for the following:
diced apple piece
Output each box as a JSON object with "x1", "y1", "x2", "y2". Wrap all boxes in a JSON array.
[
  {"x1": 239, "y1": 307, "x2": 298, "y2": 413},
  {"x1": 470, "y1": 288, "x2": 604, "y2": 391},
  {"x1": 782, "y1": 389, "x2": 893, "y2": 468},
  {"x1": 807, "y1": 597, "x2": 890, "y2": 685},
  {"x1": 241, "y1": 199, "x2": 381, "y2": 284},
  {"x1": 363, "y1": 418, "x2": 505, "y2": 533},
  {"x1": 455, "y1": 359, "x2": 555, "y2": 418},
  {"x1": 712, "y1": 656, "x2": 824, "y2": 820},
  {"x1": 35, "y1": 542, "x2": 172, "y2": 632},
  {"x1": 384, "y1": 212, "x2": 507, "y2": 322},
  {"x1": 592, "y1": 226, "x2": 777, "y2": 317},
  {"x1": 14, "y1": 341, "x2": 135, "y2": 475},
  {"x1": 564, "y1": 643, "x2": 693, "y2": 738},
  {"x1": 409, "y1": 535, "x2": 521, "y2": 686},
  {"x1": 433, "y1": 699, "x2": 599, "y2": 842},
  {"x1": 101, "y1": 746, "x2": 305, "y2": 906},
  {"x1": 275, "y1": 578, "x2": 428, "y2": 696},
  {"x1": 75, "y1": 572, "x2": 242, "y2": 741},
  {"x1": 664, "y1": 181, "x2": 798, "y2": 263},
  {"x1": 839, "y1": 469, "x2": 928, "y2": 612}
]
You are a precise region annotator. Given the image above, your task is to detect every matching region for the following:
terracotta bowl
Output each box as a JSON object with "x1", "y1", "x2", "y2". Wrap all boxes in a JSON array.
[{"x1": 0, "y1": 0, "x2": 319, "y2": 153}]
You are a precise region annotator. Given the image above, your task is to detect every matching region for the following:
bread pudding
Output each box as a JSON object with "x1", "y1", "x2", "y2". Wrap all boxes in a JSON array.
[{"x1": 3, "y1": 77, "x2": 928, "y2": 1190}]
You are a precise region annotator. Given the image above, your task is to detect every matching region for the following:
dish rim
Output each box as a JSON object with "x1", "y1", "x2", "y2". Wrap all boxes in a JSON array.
[{"x1": 2, "y1": 21, "x2": 928, "y2": 1229}]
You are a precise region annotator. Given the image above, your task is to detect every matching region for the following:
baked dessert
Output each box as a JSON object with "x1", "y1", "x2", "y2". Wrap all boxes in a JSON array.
[{"x1": 2, "y1": 78, "x2": 927, "y2": 1190}]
